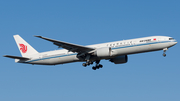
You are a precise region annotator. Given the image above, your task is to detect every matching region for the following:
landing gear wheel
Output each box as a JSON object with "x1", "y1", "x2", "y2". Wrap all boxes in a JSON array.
[
  {"x1": 92, "y1": 66, "x2": 96, "y2": 70},
  {"x1": 99, "y1": 64, "x2": 103, "y2": 68},
  {"x1": 82, "y1": 63, "x2": 87, "y2": 67},
  {"x1": 90, "y1": 61, "x2": 93, "y2": 65},
  {"x1": 86, "y1": 62, "x2": 89, "y2": 65},
  {"x1": 96, "y1": 66, "x2": 100, "y2": 69},
  {"x1": 163, "y1": 48, "x2": 168, "y2": 57},
  {"x1": 163, "y1": 53, "x2": 166, "y2": 57}
]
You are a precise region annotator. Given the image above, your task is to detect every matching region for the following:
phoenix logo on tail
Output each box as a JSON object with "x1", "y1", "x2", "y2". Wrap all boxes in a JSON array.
[{"x1": 19, "y1": 44, "x2": 27, "y2": 53}]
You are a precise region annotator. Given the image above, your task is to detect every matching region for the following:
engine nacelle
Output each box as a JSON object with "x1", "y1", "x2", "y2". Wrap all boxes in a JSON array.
[
  {"x1": 95, "y1": 47, "x2": 112, "y2": 57},
  {"x1": 109, "y1": 55, "x2": 128, "y2": 64}
]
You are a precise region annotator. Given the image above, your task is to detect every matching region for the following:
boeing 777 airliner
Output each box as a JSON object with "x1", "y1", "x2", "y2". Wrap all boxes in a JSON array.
[{"x1": 4, "y1": 35, "x2": 177, "y2": 70}]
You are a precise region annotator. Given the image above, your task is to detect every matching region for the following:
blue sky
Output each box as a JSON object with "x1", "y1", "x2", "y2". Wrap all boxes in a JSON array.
[{"x1": 1, "y1": 0, "x2": 180, "y2": 101}]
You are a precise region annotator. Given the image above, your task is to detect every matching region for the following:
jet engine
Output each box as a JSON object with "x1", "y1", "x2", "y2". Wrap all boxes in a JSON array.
[
  {"x1": 109, "y1": 55, "x2": 128, "y2": 64},
  {"x1": 95, "y1": 47, "x2": 112, "y2": 57}
]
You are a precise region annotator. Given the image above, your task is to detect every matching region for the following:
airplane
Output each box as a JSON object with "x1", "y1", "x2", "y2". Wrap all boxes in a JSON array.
[{"x1": 4, "y1": 35, "x2": 177, "y2": 70}]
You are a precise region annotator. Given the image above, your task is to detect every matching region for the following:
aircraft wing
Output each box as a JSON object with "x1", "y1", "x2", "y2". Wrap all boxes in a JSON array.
[
  {"x1": 3, "y1": 55, "x2": 30, "y2": 60},
  {"x1": 35, "y1": 36, "x2": 95, "y2": 53}
]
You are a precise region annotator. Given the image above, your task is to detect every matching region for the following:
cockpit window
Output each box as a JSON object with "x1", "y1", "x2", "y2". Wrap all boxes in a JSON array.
[{"x1": 169, "y1": 38, "x2": 175, "y2": 40}]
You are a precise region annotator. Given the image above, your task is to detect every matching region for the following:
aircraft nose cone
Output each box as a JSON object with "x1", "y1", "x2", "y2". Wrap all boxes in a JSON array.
[
  {"x1": 175, "y1": 42, "x2": 177, "y2": 44},
  {"x1": 170, "y1": 41, "x2": 177, "y2": 47},
  {"x1": 173, "y1": 41, "x2": 177, "y2": 46}
]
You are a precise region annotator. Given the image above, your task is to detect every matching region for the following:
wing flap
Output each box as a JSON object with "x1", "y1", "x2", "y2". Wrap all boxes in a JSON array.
[
  {"x1": 35, "y1": 35, "x2": 94, "y2": 53},
  {"x1": 4, "y1": 55, "x2": 30, "y2": 60}
]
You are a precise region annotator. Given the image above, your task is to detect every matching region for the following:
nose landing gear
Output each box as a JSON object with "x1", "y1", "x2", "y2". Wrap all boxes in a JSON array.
[
  {"x1": 163, "y1": 53, "x2": 166, "y2": 57},
  {"x1": 163, "y1": 48, "x2": 168, "y2": 57}
]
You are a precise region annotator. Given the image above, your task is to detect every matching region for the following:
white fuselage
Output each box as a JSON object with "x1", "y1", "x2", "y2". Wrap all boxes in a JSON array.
[{"x1": 18, "y1": 36, "x2": 177, "y2": 65}]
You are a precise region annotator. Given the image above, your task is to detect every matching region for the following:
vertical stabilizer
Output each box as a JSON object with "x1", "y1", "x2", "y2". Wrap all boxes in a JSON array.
[{"x1": 13, "y1": 35, "x2": 39, "y2": 57}]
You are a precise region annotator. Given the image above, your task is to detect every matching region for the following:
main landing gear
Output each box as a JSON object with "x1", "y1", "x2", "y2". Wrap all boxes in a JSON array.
[
  {"x1": 92, "y1": 64, "x2": 103, "y2": 70},
  {"x1": 163, "y1": 48, "x2": 168, "y2": 57},
  {"x1": 82, "y1": 61, "x2": 93, "y2": 67},
  {"x1": 82, "y1": 60, "x2": 103, "y2": 70},
  {"x1": 92, "y1": 60, "x2": 103, "y2": 70}
]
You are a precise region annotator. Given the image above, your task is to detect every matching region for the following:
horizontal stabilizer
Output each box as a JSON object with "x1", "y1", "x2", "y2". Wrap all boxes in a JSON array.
[{"x1": 3, "y1": 55, "x2": 30, "y2": 60}]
